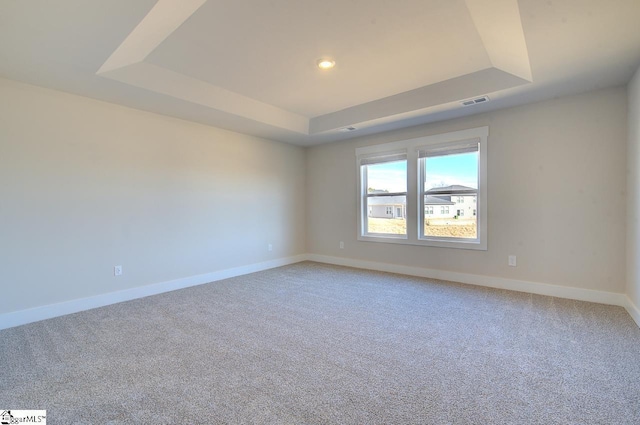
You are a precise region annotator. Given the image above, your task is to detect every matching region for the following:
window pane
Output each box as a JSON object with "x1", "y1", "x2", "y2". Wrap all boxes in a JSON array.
[
  {"x1": 365, "y1": 160, "x2": 406, "y2": 235},
  {"x1": 424, "y1": 194, "x2": 477, "y2": 238},
  {"x1": 367, "y1": 195, "x2": 406, "y2": 235},
  {"x1": 366, "y1": 160, "x2": 407, "y2": 193},
  {"x1": 423, "y1": 151, "x2": 478, "y2": 239},
  {"x1": 424, "y1": 151, "x2": 477, "y2": 190}
]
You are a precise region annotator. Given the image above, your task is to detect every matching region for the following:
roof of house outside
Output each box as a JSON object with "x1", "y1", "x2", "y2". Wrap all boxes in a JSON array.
[
  {"x1": 367, "y1": 195, "x2": 406, "y2": 205},
  {"x1": 424, "y1": 196, "x2": 455, "y2": 205},
  {"x1": 368, "y1": 195, "x2": 456, "y2": 206},
  {"x1": 425, "y1": 185, "x2": 477, "y2": 195}
]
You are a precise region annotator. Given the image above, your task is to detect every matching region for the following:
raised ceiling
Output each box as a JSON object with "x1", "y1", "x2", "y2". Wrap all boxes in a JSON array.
[
  {"x1": 1, "y1": 0, "x2": 639, "y2": 145},
  {"x1": 147, "y1": 0, "x2": 499, "y2": 117}
]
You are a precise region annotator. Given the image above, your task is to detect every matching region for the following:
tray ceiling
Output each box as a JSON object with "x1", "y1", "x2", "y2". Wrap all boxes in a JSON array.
[{"x1": 1, "y1": 0, "x2": 638, "y2": 145}]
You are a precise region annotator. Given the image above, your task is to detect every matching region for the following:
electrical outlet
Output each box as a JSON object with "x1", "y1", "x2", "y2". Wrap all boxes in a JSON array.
[
  {"x1": 114, "y1": 265, "x2": 123, "y2": 276},
  {"x1": 339, "y1": 241, "x2": 344, "y2": 249},
  {"x1": 508, "y1": 255, "x2": 517, "y2": 267},
  {"x1": 268, "y1": 244, "x2": 273, "y2": 252}
]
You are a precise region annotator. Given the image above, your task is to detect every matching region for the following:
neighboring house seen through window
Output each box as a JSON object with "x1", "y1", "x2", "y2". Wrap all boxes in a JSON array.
[{"x1": 356, "y1": 127, "x2": 488, "y2": 250}]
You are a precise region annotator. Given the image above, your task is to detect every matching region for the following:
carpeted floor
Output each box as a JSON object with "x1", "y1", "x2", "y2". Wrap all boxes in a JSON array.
[{"x1": 1, "y1": 261, "x2": 639, "y2": 424}]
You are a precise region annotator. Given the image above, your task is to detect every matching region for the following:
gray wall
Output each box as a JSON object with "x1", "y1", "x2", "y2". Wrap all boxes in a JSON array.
[
  {"x1": 307, "y1": 87, "x2": 627, "y2": 293},
  {"x1": 0, "y1": 78, "x2": 307, "y2": 314},
  {"x1": 627, "y1": 66, "x2": 640, "y2": 311},
  {"x1": 1, "y1": 75, "x2": 633, "y2": 317}
]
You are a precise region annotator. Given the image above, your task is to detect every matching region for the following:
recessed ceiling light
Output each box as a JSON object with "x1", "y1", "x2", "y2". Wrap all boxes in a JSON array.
[{"x1": 317, "y1": 58, "x2": 336, "y2": 70}]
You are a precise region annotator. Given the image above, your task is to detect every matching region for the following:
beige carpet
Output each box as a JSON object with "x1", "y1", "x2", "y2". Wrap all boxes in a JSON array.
[{"x1": 1, "y1": 261, "x2": 639, "y2": 424}]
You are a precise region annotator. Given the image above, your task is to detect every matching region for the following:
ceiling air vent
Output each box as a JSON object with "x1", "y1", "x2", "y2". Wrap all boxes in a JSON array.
[
  {"x1": 461, "y1": 96, "x2": 490, "y2": 107},
  {"x1": 340, "y1": 126, "x2": 357, "y2": 132}
]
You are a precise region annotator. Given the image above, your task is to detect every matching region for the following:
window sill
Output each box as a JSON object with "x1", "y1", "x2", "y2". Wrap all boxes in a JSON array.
[{"x1": 358, "y1": 234, "x2": 487, "y2": 250}]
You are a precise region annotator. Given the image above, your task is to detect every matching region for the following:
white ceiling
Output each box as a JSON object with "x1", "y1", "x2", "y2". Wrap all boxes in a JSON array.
[
  {"x1": 1, "y1": 0, "x2": 639, "y2": 146},
  {"x1": 148, "y1": 0, "x2": 494, "y2": 117}
]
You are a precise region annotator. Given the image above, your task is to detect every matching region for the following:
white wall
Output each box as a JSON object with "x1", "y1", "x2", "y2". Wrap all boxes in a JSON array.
[
  {"x1": 307, "y1": 87, "x2": 627, "y2": 293},
  {"x1": 0, "y1": 78, "x2": 306, "y2": 315},
  {"x1": 627, "y1": 66, "x2": 640, "y2": 315}
]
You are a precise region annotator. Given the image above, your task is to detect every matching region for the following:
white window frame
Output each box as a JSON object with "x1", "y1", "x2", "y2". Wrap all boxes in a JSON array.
[
  {"x1": 358, "y1": 149, "x2": 408, "y2": 240},
  {"x1": 356, "y1": 127, "x2": 488, "y2": 250}
]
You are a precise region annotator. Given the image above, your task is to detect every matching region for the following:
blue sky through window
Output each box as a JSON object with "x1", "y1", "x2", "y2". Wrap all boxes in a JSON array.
[
  {"x1": 367, "y1": 153, "x2": 477, "y2": 193},
  {"x1": 424, "y1": 152, "x2": 478, "y2": 190},
  {"x1": 367, "y1": 160, "x2": 407, "y2": 193}
]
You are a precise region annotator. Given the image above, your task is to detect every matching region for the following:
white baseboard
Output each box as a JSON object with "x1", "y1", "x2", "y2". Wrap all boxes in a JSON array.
[
  {"x1": 624, "y1": 296, "x2": 640, "y2": 328},
  {"x1": 307, "y1": 254, "x2": 628, "y2": 307},
  {"x1": 4, "y1": 253, "x2": 637, "y2": 331},
  {"x1": 0, "y1": 254, "x2": 308, "y2": 331}
]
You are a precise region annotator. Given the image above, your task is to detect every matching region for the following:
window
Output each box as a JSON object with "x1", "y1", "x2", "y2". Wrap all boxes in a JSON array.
[
  {"x1": 419, "y1": 139, "x2": 481, "y2": 243},
  {"x1": 357, "y1": 127, "x2": 487, "y2": 250},
  {"x1": 359, "y1": 153, "x2": 407, "y2": 238}
]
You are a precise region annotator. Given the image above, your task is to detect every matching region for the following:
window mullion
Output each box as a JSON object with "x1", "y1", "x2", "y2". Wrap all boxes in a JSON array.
[
  {"x1": 361, "y1": 165, "x2": 368, "y2": 236},
  {"x1": 405, "y1": 149, "x2": 418, "y2": 243},
  {"x1": 418, "y1": 157, "x2": 426, "y2": 239}
]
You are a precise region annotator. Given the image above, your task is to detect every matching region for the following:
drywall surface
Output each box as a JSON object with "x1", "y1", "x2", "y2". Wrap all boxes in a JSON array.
[
  {"x1": 307, "y1": 87, "x2": 627, "y2": 293},
  {"x1": 0, "y1": 78, "x2": 306, "y2": 314},
  {"x1": 628, "y1": 66, "x2": 640, "y2": 309}
]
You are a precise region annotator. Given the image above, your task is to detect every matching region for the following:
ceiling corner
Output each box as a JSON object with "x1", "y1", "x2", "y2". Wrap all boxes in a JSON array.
[{"x1": 465, "y1": 0, "x2": 533, "y2": 82}]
